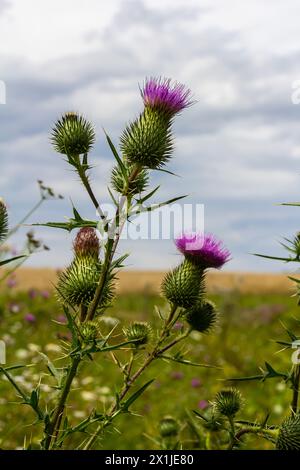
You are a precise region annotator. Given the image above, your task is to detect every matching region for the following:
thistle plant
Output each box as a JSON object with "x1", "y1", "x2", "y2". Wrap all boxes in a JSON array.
[
  {"x1": 182, "y1": 197, "x2": 300, "y2": 450},
  {"x1": 0, "y1": 77, "x2": 230, "y2": 450}
]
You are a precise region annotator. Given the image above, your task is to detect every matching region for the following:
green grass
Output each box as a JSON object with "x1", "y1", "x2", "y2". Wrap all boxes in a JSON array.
[{"x1": 0, "y1": 287, "x2": 298, "y2": 449}]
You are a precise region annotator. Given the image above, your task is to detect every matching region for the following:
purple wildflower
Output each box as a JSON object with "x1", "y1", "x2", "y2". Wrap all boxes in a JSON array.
[
  {"x1": 191, "y1": 378, "x2": 201, "y2": 388},
  {"x1": 7, "y1": 276, "x2": 17, "y2": 288},
  {"x1": 28, "y1": 288, "x2": 38, "y2": 300},
  {"x1": 41, "y1": 290, "x2": 50, "y2": 299},
  {"x1": 170, "y1": 371, "x2": 184, "y2": 380},
  {"x1": 175, "y1": 232, "x2": 230, "y2": 269},
  {"x1": 56, "y1": 314, "x2": 67, "y2": 324},
  {"x1": 198, "y1": 400, "x2": 209, "y2": 410},
  {"x1": 141, "y1": 77, "x2": 193, "y2": 117},
  {"x1": 24, "y1": 313, "x2": 36, "y2": 323}
]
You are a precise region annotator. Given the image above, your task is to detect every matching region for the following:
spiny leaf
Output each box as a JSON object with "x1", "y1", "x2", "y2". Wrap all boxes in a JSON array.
[
  {"x1": 141, "y1": 195, "x2": 187, "y2": 213},
  {"x1": 103, "y1": 129, "x2": 127, "y2": 177},
  {"x1": 253, "y1": 253, "x2": 294, "y2": 262},
  {"x1": 121, "y1": 379, "x2": 154, "y2": 411},
  {"x1": 137, "y1": 185, "x2": 160, "y2": 204},
  {"x1": 158, "y1": 354, "x2": 220, "y2": 369},
  {"x1": 0, "y1": 255, "x2": 26, "y2": 266}
]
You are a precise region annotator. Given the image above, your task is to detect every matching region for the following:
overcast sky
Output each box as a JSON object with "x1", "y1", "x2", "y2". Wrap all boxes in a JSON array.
[{"x1": 1, "y1": 0, "x2": 300, "y2": 272}]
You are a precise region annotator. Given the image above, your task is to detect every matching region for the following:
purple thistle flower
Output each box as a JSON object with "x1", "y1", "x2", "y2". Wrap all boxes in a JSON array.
[
  {"x1": 170, "y1": 370, "x2": 184, "y2": 380},
  {"x1": 41, "y1": 290, "x2": 50, "y2": 299},
  {"x1": 191, "y1": 378, "x2": 202, "y2": 388},
  {"x1": 175, "y1": 232, "x2": 230, "y2": 269},
  {"x1": 28, "y1": 288, "x2": 38, "y2": 300},
  {"x1": 24, "y1": 313, "x2": 36, "y2": 323},
  {"x1": 141, "y1": 77, "x2": 193, "y2": 117},
  {"x1": 198, "y1": 400, "x2": 209, "y2": 410},
  {"x1": 6, "y1": 276, "x2": 17, "y2": 288}
]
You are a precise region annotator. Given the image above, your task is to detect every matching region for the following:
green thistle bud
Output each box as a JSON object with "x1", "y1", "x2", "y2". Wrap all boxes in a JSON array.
[
  {"x1": 161, "y1": 260, "x2": 204, "y2": 309},
  {"x1": 159, "y1": 416, "x2": 179, "y2": 438},
  {"x1": 57, "y1": 256, "x2": 114, "y2": 310},
  {"x1": 185, "y1": 300, "x2": 218, "y2": 333},
  {"x1": 111, "y1": 160, "x2": 149, "y2": 196},
  {"x1": 120, "y1": 108, "x2": 173, "y2": 169},
  {"x1": 202, "y1": 408, "x2": 224, "y2": 432},
  {"x1": 73, "y1": 227, "x2": 100, "y2": 260},
  {"x1": 0, "y1": 199, "x2": 8, "y2": 242},
  {"x1": 123, "y1": 321, "x2": 152, "y2": 346},
  {"x1": 81, "y1": 320, "x2": 100, "y2": 342},
  {"x1": 276, "y1": 413, "x2": 300, "y2": 450},
  {"x1": 214, "y1": 388, "x2": 242, "y2": 418},
  {"x1": 51, "y1": 112, "x2": 95, "y2": 156}
]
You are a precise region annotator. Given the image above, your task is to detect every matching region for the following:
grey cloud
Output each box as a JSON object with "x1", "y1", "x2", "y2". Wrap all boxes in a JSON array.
[{"x1": 2, "y1": 0, "x2": 300, "y2": 270}]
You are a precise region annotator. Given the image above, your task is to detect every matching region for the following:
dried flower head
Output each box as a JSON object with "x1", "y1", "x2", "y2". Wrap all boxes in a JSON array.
[
  {"x1": 73, "y1": 227, "x2": 100, "y2": 259},
  {"x1": 175, "y1": 233, "x2": 230, "y2": 269}
]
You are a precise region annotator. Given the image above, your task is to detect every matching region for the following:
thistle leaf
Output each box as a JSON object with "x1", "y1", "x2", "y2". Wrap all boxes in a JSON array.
[{"x1": 121, "y1": 379, "x2": 154, "y2": 411}]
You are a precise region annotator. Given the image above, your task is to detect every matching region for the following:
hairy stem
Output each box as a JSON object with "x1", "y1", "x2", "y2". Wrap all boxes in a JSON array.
[
  {"x1": 83, "y1": 304, "x2": 178, "y2": 449},
  {"x1": 85, "y1": 165, "x2": 140, "y2": 322},
  {"x1": 44, "y1": 356, "x2": 80, "y2": 450},
  {"x1": 292, "y1": 364, "x2": 300, "y2": 413}
]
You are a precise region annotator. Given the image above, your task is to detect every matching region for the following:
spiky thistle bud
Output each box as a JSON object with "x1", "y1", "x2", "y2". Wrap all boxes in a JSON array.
[
  {"x1": 0, "y1": 199, "x2": 8, "y2": 242},
  {"x1": 214, "y1": 388, "x2": 242, "y2": 418},
  {"x1": 185, "y1": 300, "x2": 218, "y2": 333},
  {"x1": 57, "y1": 258, "x2": 114, "y2": 311},
  {"x1": 111, "y1": 160, "x2": 149, "y2": 196},
  {"x1": 120, "y1": 107, "x2": 173, "y2": 169},
  {"x1": 51, "y1": 112, "x2": 95, "y2": 156},
  {"x1": 159, "y1": 416, "x2": 179, "y2": 438},
  {"x1": 123, "y1": 321, "x2": 152, "y2": 346},
  {"x1": 161, "y1": 259, "x2": 204, "y2": 309},
  {"x1": 73, "y1": 227, "x2": 100, "y2": 260},
  {"x1": 201, "y1": 408, "x2": 224, "y2": 432},
  {"x1": 276, "y1": 413, "x2": 300, "y2": 450},
  {"x1": 81, "y1": 320, "x2": 100, "y2": 343},
  {"x1": 175, "y1": 233, "x2": 230, "y2": 270}
]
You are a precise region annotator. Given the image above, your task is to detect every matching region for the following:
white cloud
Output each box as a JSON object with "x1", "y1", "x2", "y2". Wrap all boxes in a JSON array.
[{"x1": 1, "y1": 0, "x2": 300, "y2": 271}]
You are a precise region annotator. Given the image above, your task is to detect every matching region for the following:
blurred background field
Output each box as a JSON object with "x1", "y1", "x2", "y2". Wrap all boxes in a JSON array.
[{"x1": 0, "y1": 269, "x2": 299, "y2": 449}]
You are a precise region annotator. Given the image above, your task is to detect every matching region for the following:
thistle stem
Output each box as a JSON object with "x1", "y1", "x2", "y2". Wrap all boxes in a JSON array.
[
  {"x1": 44, "y1": 356, "x2": 80, "y2": 450},
  {"x1": 85, "y1": 165, "x2": 141, "y2": 322},
  {"x1": 291, "y1": 364, "x2": 300, "y2": 413},
  {"x1": 83, "y1": 304, "x2": 178, "y2": 449},
  {"x1": 77, "y1": 164, "x2": 106, "y2": 220}
]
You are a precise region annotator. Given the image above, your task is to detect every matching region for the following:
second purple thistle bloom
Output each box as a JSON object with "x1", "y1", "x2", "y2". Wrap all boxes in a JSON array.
[
  {"x1": 175, "y1": 233, "x2": 230, "y2": 269},
  {"x1": 141, "y1": 77, "x2": 193, "y2": 117}
]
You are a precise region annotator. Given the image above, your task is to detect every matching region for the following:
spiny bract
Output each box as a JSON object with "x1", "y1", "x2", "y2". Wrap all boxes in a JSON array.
[
  {"x1": 111, "y1": 160, "x2": 149, "y2": 196},
  {"x1": 161, "y1": 259, "x2": 204, "y2": 309},
  {"x1": 185, "y1": 300, "x2": 218, "y2": 333},
  {"x1": 120, "y1": 107, "x2": 173, "y2": 169},
  {"x1": 57, "y1": 256, "x2": 114, "y2": 310},
  {"x1": 52, "y1": 112, "x2": 95, "y2": 156},
  {"x1": 276, "y1": 413, "x2": 300, "y2": 450}
]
